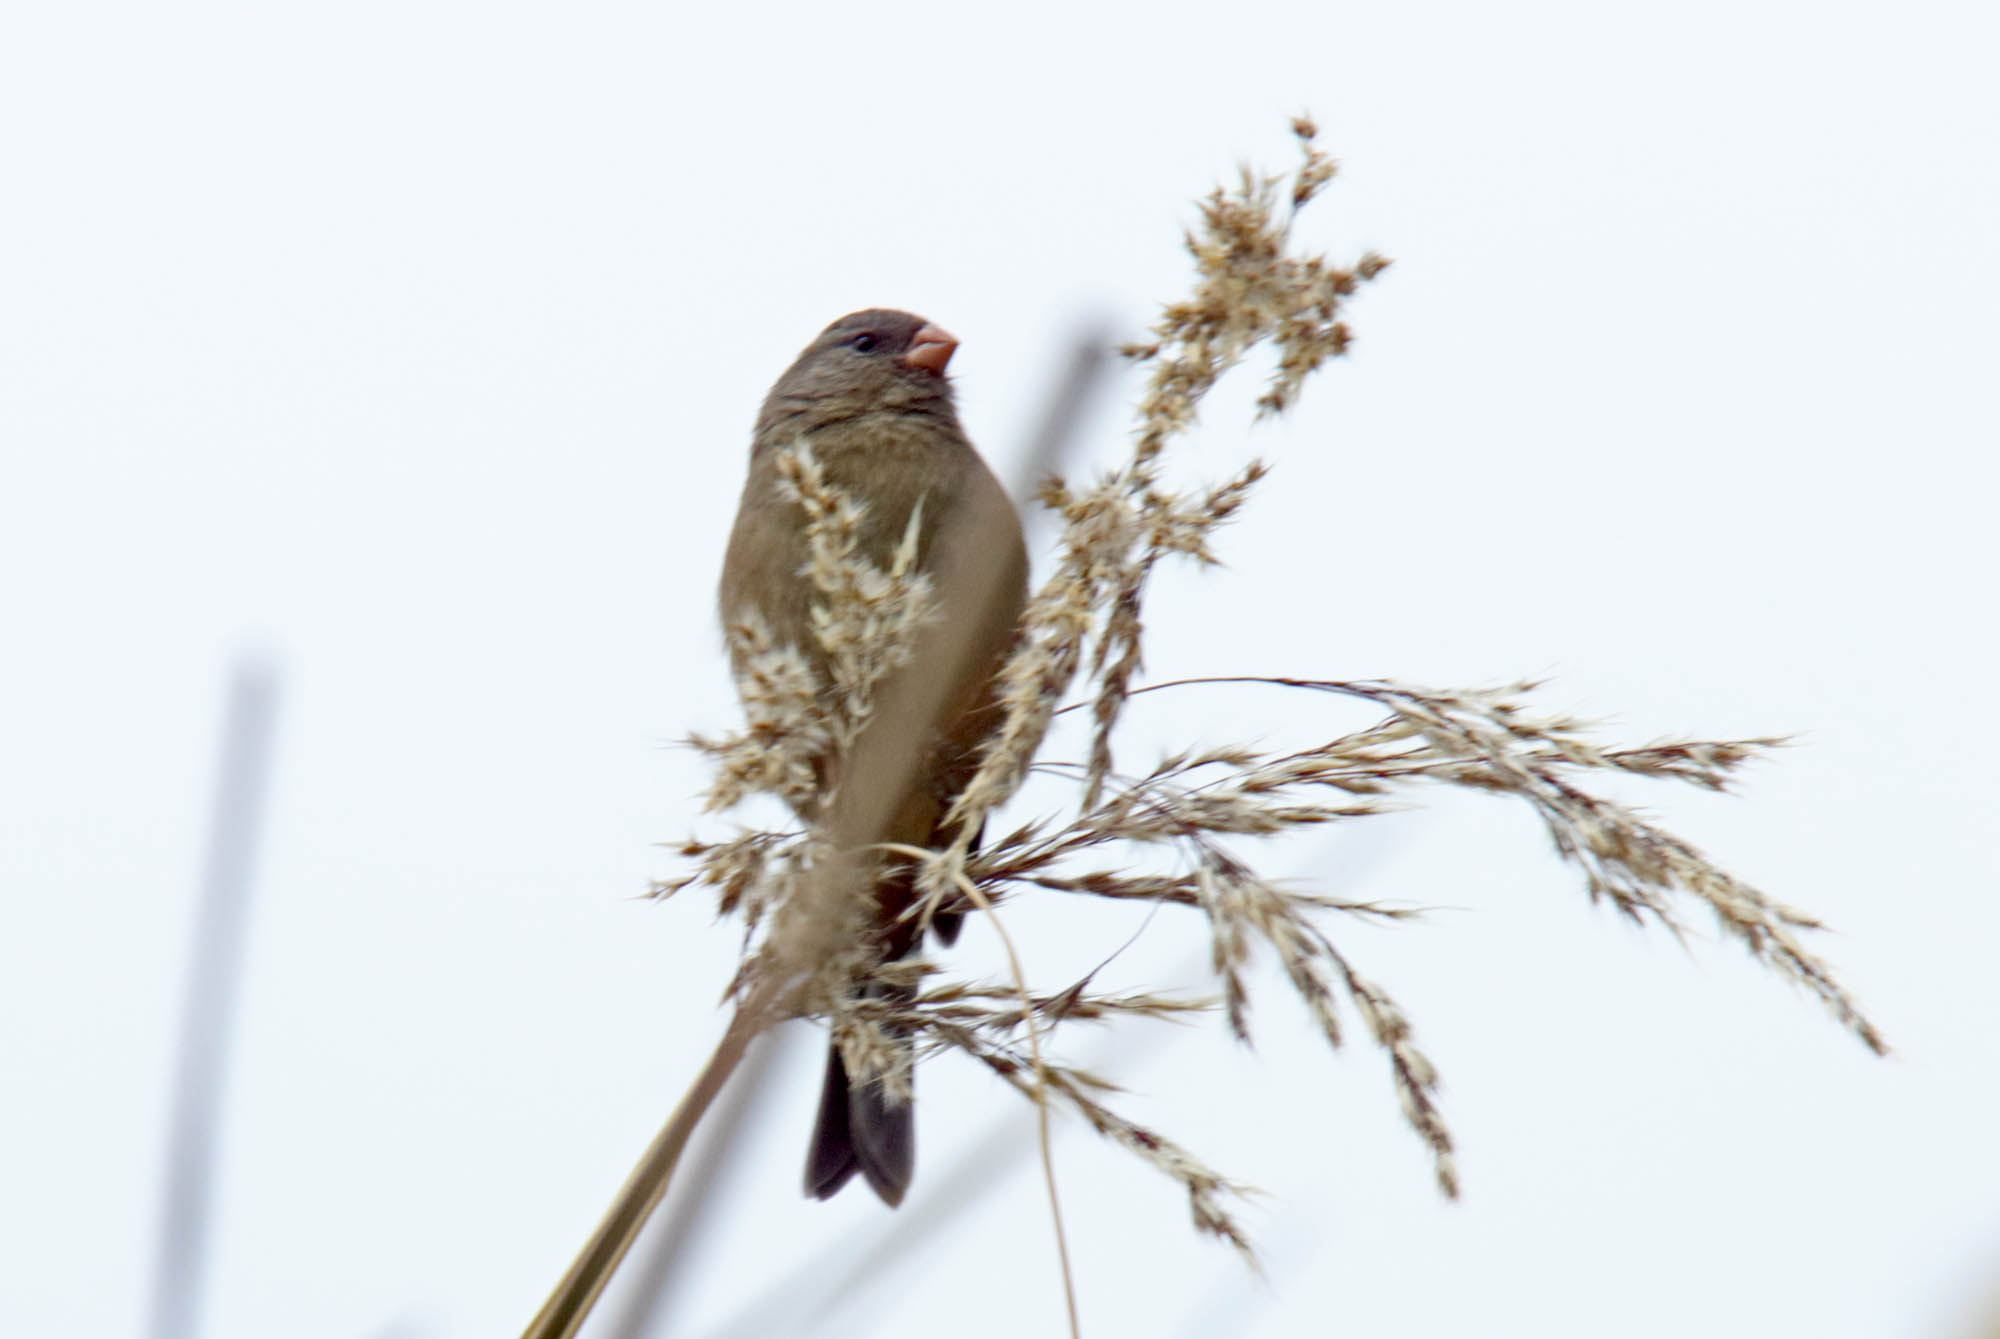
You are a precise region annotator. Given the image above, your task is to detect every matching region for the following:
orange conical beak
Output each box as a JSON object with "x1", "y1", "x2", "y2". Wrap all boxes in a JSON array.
[{"x1": 902, "y1": 322, "x2": 958, "y2": 374}]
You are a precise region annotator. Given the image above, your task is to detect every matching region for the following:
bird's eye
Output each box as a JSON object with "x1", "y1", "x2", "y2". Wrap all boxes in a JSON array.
[{"x1": 846, "y1": 332, "x2": 878, "y2": 353}]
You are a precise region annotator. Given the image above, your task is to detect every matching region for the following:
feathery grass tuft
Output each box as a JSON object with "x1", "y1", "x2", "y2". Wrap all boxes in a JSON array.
[{"x1": 656, "y1": 118, "x2": 1881, "y2": 1263}]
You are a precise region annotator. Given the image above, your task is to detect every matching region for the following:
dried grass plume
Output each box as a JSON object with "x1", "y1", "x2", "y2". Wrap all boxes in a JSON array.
[{"x1": 621, "y1": 119, "x2": 1888, "y2": 1322}]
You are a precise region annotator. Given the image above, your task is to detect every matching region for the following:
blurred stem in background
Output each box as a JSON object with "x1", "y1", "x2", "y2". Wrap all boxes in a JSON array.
[{"x1": 149, "y1": 655, "x2": 282, "y2": 1339}]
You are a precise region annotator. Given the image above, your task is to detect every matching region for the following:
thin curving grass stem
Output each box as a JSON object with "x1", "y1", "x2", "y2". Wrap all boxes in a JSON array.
[
  {"x1": 519, "y1": 973, "x2": 790, "y2": 1339},
  {"x1": 883, "y1": 841, "x2": 1083, "y2": 1339}
]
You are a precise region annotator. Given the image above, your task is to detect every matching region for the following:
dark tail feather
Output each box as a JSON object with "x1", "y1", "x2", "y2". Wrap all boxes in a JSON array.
[
  {"x1": 803, "y1": 1037, "x2": 914, "y2": 1207},
  {"x1": 931, "y1": 906, "x2": 964, "y2": 946},
  {"x1": 847, "y1": 1046, "x2": 913, "y2": 1207},
  {"x1": 807, "y1": 818, "x2": 975, "y2": 1206},
  {"x1": 924, "y1": 816, "x2": 987, "y2": 948},
  {"x1": 805, "y1": 1043, "x2": 861, "y2": 1200}
]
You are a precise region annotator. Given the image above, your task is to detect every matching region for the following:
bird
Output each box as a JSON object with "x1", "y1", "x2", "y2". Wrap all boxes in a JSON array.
[{"x1": 717, "y1": 309, "x2": 1029, "y2": 1207}]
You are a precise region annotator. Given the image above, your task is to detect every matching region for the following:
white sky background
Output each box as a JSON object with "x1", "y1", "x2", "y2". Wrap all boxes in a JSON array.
[{"x1": 4, "y1": 1, "x2": 1998, "y2": 1336}]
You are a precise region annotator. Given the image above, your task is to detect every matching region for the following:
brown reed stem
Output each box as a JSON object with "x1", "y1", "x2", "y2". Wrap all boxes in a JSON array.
[{"x1": 519, "y1": 973, "x2": 788, "y2": 1339}]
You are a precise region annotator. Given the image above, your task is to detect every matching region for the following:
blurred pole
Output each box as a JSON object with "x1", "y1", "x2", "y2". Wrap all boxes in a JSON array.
[
  {"x1": 1007, "y1": 323, "x2": 1114, "y2": 509},
  {"x1": 148, "y1": 655, "x2": 282, "y2": 1339}
]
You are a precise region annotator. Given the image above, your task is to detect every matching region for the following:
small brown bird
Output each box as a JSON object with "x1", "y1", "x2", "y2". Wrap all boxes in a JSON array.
[{"x1": 718, "y1": 309, "x2": 1029, "y2": 1207}]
